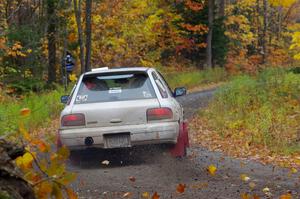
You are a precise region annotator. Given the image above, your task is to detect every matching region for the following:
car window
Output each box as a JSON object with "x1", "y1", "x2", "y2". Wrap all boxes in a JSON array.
[
  {"x1": 157, "y1": 72, "x2": 173, "y2": 97},
  {"x1": 152, "y1": 72, "x2": 168, "y2": 98},
  {"x1": 75, "y1": 72, "x2": 156, "y2": 104},
  {"x1": 67, "y1": 84, "x2": 77, "y2": 105}
]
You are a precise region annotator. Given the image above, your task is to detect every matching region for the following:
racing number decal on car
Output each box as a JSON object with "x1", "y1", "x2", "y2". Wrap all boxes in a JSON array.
[{"x1": 76, "y1": 95, "x2": 88, "y2": 102}]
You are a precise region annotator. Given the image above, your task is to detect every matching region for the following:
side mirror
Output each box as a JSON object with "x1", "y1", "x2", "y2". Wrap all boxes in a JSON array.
[
  {"x1": 174, "y1": 87, "x2": 187, "y2": 97},
  {"x1": 61, "y1": 95, "x2": 69, "y2": 104}
]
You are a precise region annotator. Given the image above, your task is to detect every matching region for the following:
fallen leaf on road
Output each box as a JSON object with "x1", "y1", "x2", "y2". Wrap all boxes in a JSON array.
[
  {"x1": 262, "y1": 187, "x2": 272, "y2": 197},
  {"x1": 129, "y1": 176, "x2": 136, "y2": 182},
  {"x1": 102, "y1": 192, "x2": 108, "y2": 196},
  {"x1": 101, "y1": 160, "x2": 110, "y2": 165},
  {"x1": 176, "y1": 183, "x2": 186, "y2": 193},
  {"x1": 152, "y1": 192, "x2": 160, "y2": 199},
  {"x1": 191, "y1": 182, "x2": 208, "y2": 189},
  {"x1": 253, "y1": 194, "x2": 260, "y2": 199},
  {"x1": 249, "y1": 182, "x2": 256, "y2": 190},
  {"x1": 122, "y1": 192, "x2": 132, "y2": 198},
  {"x1": 262, "y1": 187, "x2": 270, "y2": 193},
  {"x1": 79, "y1": 179, "x2": 85, "y2": 187},
  {"x1": 66, "y1": 188, "x2": 78, "y2": 199},
  {"x1": 207, "y1": 164, "x2": 217, "y2": 176},
  {"x1": 240, "y1": 162, "x2": 246, "y2": 168},
  {"x1": 290, "y1": 168, "x2": 298, "y2": 174},
  {"x1": 295, "y1": 157, "x2": 300, "y2": 165},
  {"x1": 240, "y1": 174, "x2": 250, "y2": 182},
  {"x1": 241, "y1": 193, "x2": 251, "y2": 199},
  {"x1": 141, "y1": 192, "x2": 150, "y2": 198},
  {"x1": 280, "y1": 193, "x2": 292, "y2": 199}
]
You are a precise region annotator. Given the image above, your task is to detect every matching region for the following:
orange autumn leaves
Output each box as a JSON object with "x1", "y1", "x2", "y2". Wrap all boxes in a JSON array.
[
  {"x1": 176, "y1": 183, "x2": 186, "y2": 193},
  {"x1": 15, "y1": 108, "x2": 78, "y2": 199},
  {"x1": 185, "y1": 0, "x2": 203, "y2": 11},
  {"x1": 20, "y1": 108, "x2": 31, "y2": 116},
  {"x1": 241, "y1": 193, "x2": 260, "y2": 199},
  {"x1": 5, "y1": 41, "x2": 32, "y2": 58}
]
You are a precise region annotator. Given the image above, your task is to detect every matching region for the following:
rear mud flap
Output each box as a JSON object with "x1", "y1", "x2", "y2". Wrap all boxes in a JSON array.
[{"x1": 170, "y1": 121, "x2": 189, "y2": 157}]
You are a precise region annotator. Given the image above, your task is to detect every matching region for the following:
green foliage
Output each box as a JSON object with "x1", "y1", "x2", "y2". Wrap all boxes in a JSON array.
[
  {"x1": 9, "y1": 79, "x2": 47, "y2": 93},
  {"x1": 3, "y1": 24, "x2": 45, "y2": 81},
  {"x1": 290, "y1": 66, "x2": 300, "y2": 74},
  {"x1": 0, "y1": 191, "x2": 12, "y2": 199},
  {"x1": 212, "y1": 17, "x2": 229, "y2": 67},
  {"x1": 203, "y1": 68, "x2": 300, "y2": 154},
  {"x1": 0, "y1": 87, "x2": 65, "y2": 135},
  {"x1": 165, "y1": 67, "x2": 228, "y2": 89}
]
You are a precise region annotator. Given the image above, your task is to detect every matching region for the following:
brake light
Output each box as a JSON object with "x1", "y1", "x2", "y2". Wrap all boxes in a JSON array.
[
  {"x1": 61, "y1": 114, "x2": 85, "y2": 126},
  {"x1": 147, "y1": 108, "x2": 173, "y2": 121}
]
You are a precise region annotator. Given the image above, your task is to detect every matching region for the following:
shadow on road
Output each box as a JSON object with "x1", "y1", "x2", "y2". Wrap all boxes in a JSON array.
[{"x1": 68, "y1": 145, "x2": 173, "y2": 169}]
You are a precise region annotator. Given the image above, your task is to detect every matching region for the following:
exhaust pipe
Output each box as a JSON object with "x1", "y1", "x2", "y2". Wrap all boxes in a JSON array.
[{"x1": 85, "y1": 137, "x2": 94, "y2": 146}]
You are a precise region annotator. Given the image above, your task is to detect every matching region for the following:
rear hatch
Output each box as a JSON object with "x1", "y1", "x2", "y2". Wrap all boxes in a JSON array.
[{"x1": 71, "y1": 71, "x2": 160, "y2": 127}]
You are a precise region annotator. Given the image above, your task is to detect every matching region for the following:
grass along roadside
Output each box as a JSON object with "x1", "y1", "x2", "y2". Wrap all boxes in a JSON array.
[
  {"x1": 164, "y1": 67, "x2": 228, "y2": 90},
  {"x1": 191, "y1": 68, "x2": 300, "y2": 168},
  {"x1": 0, "y1": 86, "x2": 66, "y2": 135}
]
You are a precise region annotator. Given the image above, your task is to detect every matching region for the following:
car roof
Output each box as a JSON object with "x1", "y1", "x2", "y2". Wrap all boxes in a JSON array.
[{"x1": 84, "y1": 67, "x2": 151, "y2": 75}]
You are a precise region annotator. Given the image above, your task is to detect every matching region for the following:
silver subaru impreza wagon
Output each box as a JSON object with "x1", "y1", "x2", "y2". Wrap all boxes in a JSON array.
[{"x1": 57, "y1": 67, "x2": 187, "y2": 151}]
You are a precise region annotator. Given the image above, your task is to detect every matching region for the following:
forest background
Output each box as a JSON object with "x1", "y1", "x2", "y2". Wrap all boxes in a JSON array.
[{"x1": 1, "y1": 0, "x2": 300, "y2": 92}]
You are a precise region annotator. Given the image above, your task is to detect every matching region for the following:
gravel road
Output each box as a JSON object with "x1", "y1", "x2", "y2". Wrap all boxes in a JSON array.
[{"x1": 69, "y1": 89, "x2": 300, "y2": 199}]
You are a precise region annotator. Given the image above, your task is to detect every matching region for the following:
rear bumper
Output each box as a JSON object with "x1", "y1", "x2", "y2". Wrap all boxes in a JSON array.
[{"x1": 58, "y1": 122, "x2": 179, "y2": 150}]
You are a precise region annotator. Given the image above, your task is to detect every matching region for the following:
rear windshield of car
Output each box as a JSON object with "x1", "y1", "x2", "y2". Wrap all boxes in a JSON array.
[{"x1": 75, "y1": 71, "x2": 156, "y2": 104}]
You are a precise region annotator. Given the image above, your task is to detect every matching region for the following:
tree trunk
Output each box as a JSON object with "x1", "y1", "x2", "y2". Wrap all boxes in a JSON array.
[
  {"x1": 277, "y1": 6, "x2": 283, "y2": 40},
  {"x1": 219, "y1": 0, "x2": 225, "y2": 17},
  {"x1": 206, "y1": 0, "x2": 214, "y2": 69},
  {"x1": 74, "y1": 0, "x2": 85, "y2": 74},
  {"x1": 47, "y1": 0, "x2": 57, "y2": 83},
  {"x1": 256, "y1": 0, "x2": 261, "y2": 52},
  {"x1": 262, "y1": 0, "x2": 268, "y2": 64},
  {"x1": 85, "y1": 0, "x2": 92, "y2": 72}
]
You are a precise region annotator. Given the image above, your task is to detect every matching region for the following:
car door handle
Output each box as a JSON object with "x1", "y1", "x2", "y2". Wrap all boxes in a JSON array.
[{"x1": 110, "y1": 119, "x2": 122, "y2": 123}]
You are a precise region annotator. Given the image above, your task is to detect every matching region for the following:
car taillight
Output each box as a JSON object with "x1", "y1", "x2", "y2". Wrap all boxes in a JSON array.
[
  {"x1": 61, "y1": 114, "x2": 85, "y2": 126},
  {"x1": 147, "y1": 108, "x2": 173, "y2": 121}
]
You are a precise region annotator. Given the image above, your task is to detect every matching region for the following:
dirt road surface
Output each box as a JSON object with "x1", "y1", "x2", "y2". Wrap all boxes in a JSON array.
[{"x1": 69, "y1": 89, "x2": 300, "y2": 199}]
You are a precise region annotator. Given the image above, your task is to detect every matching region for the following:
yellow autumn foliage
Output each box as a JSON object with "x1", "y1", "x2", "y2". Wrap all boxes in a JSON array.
[
  {"x1": 207, "y1": 164, "x2": 217, "y2": 176},
  {"x1": 269, "y1": 0, "x2": 297, "y2": 8},
  {"x1": 15, "y1": 152, "x2": 34, "y2": 169},
  {"x1": 290, "y1": 32, "x2": 300, "y2": 60}
]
